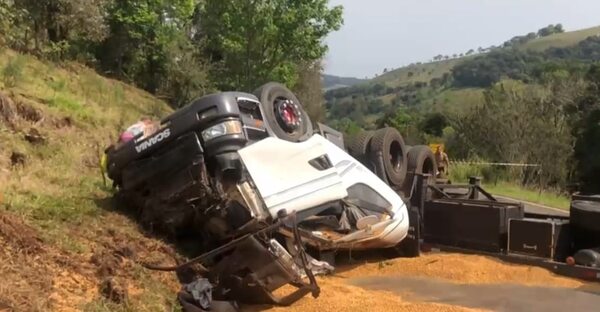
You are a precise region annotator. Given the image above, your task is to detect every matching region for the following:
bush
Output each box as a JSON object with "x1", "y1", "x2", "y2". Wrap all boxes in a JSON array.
[{"x1": 449, "y1": 162, "x2": 517, "y2": 185}]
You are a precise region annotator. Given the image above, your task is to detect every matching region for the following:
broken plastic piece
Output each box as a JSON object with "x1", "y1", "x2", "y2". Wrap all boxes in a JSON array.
[{"x1": 183, "y1": 278, "x2": 213, "y2": 310}]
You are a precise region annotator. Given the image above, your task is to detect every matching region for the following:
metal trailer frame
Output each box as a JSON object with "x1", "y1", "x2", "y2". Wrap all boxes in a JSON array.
[{"x1": 400, "y1": 173, "x2": 600, "y2": 283}]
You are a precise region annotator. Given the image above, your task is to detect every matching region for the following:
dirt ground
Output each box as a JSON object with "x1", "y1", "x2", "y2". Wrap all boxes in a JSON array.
[
  {"x1": 2, "y1": 204, "x2": 598, "y2": 312},
  {"x1": 243, "y1": 252, "x2": 600, "y2": 312}
]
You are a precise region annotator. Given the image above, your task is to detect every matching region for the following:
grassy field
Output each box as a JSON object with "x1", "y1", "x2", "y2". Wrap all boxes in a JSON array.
[
  {"x1": 448, "y1": 163, "x2": 570, "y2": 210},
  {"x1": 0, "y1": 48, "x2": 182, "y2": 311},
  {"x1": 484, "y1": 182, "x2": 570, "y2": 210},
  {"x1": 520, "y1": 25, "x2": 600, "y2": 52},
  {"x1": 373, "y1": 58, "x2": 462, "y2": 88}
]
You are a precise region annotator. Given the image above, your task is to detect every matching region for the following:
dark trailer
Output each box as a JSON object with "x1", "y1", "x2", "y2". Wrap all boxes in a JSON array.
[{"x1": 398, "y1": 174, "x2": 600, "y2": 283}]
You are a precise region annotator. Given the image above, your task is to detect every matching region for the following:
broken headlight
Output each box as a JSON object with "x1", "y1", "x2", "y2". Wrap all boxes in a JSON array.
[{"x1": 201, "y1": 120, "x2": 243, "y2": 142}]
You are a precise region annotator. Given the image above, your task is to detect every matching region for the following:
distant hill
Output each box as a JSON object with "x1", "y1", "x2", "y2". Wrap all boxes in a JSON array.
[
  {"x1": 520, "y1": 25, "x2": 600, "y2": 52},
  {"x1": 324, "y1": 25, "x2": 600, "y2": 131},
  {"x1": 322, "y1": 74, "x2": 367, "y2": 90},
  {"x1": 372, "y1": 58, "x2": 463, "y2": 88},
  {"x1": 372, "y1": 25, "x2": 600, "y2": 88}
]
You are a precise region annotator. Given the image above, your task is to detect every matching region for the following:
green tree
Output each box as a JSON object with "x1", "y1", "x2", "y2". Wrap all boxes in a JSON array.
[
  {"x1": 573, "y1": 64, "x2": 600, "y2": 193},
  {"x1": 97, "y1": 0, "x2": 199, "y2": 95},
  {"x1": 198, "y1": 0, "x2": 343, "y2": 91},
  {"x1": 4, "y1": 0, "x2": 109, "y2": 56},
  {"x1": 331, "y1": 117, "x2": 361, "y2": 136},
  {"x1": 454, "y1": 77, "x2": 584, "y2": 187},
  {"x1": 162, "y1": 30, "x2": 215, "y2": 107},
  {"x1": 293, "y1": 61, "x2": 326, "y2": 123},
  {"x1": 376, "y1": 107, "x2": 413, "y2": 131},
  {"x1": 420, "y1": 113, "x2": 448, "y2": 137}
]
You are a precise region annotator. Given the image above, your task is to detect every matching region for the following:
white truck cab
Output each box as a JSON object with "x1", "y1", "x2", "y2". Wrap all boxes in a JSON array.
[{"x1": 238, "y1": 134, "x2": 410, "y2": 250}]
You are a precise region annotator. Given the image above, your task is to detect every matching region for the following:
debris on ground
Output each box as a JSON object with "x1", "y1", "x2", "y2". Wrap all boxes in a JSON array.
[
  {"x1": 24, "y1": 128, "x2": 46, "y2": 145},
  {"x1": 0, "y1": 92, "x2": 17, "y2": 126},
  {"x1": 9, "y1": 152, "x2": 26, "y2": 168},
  {"x1": 245, "y1": 277, "x2": 486, "y2": 312},
  {"x1": 340, "y1": 253, "x2": 587, "y2": 288},
  {"x1": 0, "y1": 212, "x2": 43, "y2": 254},
  {"x1": 0, "y1": 301, "x2": 13, "y2": 312},
  {"x1": 90, "y1": 249, "x2": 124, "y2": 278},
  {"x1": 243, "y1": 252, "x2": 600, "y2": 312},
  {"x1": 99, "y1": 277, "x2": 128, "y2": 304}
]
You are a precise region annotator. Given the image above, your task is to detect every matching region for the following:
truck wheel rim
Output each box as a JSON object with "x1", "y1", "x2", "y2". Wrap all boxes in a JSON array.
[{"x1": 275, "y1": 98, "x2": 301, "y2": 133}]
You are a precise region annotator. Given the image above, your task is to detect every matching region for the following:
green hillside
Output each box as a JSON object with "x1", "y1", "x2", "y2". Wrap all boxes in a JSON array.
[
  {"x1": 0, "y1": 48, "x2": 180, "y2": 311},
  {"x1": 322, "y1": 74, "x2": 367, "y2": 90},
  {"x1": 370, "y1": 25, "x2": 600, "y2": 89},
  {"x1": 325, "y1": 24, "x2": 600, "y2": 127},
  {"x1": 325, "y1": 24, "x2": 600, "y2": 195},
  {"x1": 373, "y1": 58, "x2": 462, "y2": 88},
  {"x1": 521, "y1": 25, "x2": 600, "y2": 52}
]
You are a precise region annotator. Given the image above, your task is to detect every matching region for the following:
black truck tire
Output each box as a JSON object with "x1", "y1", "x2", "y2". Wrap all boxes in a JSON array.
[
  {"x1": 253, "y1": 82, "x2": 313, "y2": 142},
  {"x1": 369, "y1": 127, "x2": 408, "y2": 187},
  {"x1": 402, "y1": 145, "x2": 437, "y2": 195},
  {"x1": 573, "y1": 248, "x2": 600, "y2": 267},
  {"x1": 346, "y1": 130, "x2": 375, "y2": 166},
  {"x1": 571, "y1": 200, "x2": 600, "y2": 250}
]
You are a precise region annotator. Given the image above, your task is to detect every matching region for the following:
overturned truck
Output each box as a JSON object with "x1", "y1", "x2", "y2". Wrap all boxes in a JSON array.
[{"x1": 104, "y1": 83, "x2": 412, "y2": 307}]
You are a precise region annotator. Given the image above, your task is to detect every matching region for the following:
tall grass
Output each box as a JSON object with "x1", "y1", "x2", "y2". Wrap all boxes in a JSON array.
[
  {"x1": 485, "y1": 183, "x2": 570, "y2": 210},
  {"x1": 448, "y1": 162, "x2": 514, "y2": 185},
  {"x1": 2, "y1": 55, "x2": 26, "y2": 87},
  {"x1": 448, "y1": 161, "x2": 570, "y2": 209}
]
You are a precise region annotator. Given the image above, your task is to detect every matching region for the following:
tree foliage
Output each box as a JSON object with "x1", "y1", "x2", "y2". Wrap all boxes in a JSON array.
[
  {"x1": 293, "y1": 61, "x2": 327, "y2": 123},
  {"x1": 452, "y1": 76, "x2": 585, "y2": 187},
  {"x1": 452, "y1": 37, "x2": 600, "y2": 89},
  {"x1": 198, "y1": 0, "x2": 343, "y2": 91},
  {"x1": 1, "y1": 0, "x2": 341, "y2": 109},
  {"x1": 97, "y1": 0, "x2": 196, "y2": 93},
  {"x1": 5, "y1": 0, "x2": 109, "y2": 56}
]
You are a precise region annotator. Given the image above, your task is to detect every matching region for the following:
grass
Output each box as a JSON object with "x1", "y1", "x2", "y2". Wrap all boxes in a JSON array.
[
  {"x1": 374, "y1": 26, "x2": 600, "y2": 89},
  {"x1": 484, "y1": 182, "x2": 570, "y2": 211},
  {"x1": 1, "y1": 54, "x2": 26, "y2": 87},
  {"x1": 373, "y1": 58, "x2": 463, "y2": 88},
  {"x1": 425, "y1": 87, "x2": 485, "y2": 115},
  {"x1": 521, "y1": 25, "x2": 600, "y2": 52},
  {"x1": 448, "y1": 163, "x2": 570, "y2": 210},
  {"x1": 0, "y1": 47, "x2": 181, "y2": 311}
]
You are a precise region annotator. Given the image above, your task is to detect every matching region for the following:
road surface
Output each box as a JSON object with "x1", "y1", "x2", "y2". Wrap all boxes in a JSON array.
[{"x1": 493, "y1": 195, "x2": 569, "y2": 216}]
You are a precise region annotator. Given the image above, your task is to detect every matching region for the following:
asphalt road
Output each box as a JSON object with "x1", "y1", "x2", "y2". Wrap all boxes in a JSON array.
[
  {"x1": 350, "y1": 276, "x2": 600, "y2": 312},
  {"x1": 493, "y1": 195, "x2": 569, "y2": 216}
]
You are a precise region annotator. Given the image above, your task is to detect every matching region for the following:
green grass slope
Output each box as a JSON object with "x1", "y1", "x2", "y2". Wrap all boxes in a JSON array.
[
  {"x1": 521, "y1": 25, "x2": 600, "y2": 52},
  {"x1": 371, "y1": 25, "x2": 600, "y2": 89},
  {"x1": 372, "y1": 58, "x2": 462, "y2": 88},
  {"x1": 328, "y1": 25, "x2": 600, "y2": 121},
  {"x1": 0, "y1": 49, "x2": 183, "y2": 311}
]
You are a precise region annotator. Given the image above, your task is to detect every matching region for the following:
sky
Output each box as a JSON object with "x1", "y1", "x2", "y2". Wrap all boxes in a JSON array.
[{"x1": 324, "y1": 0, "x2": 600, "y2": 78}]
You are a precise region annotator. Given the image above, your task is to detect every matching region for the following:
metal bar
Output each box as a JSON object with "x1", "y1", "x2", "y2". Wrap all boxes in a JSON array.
[
  {"x1": 475, "y1": 185, "x2": 497, "y2": 201},
  {"x1": 433, "y1": 184, "x2": 473, "y2": 189},
  {"x1": 428, "y1": 184, "x2": 452, "y2": 199},
  {"x1": 140, "y1": 218, "x2": 285, "y2": 271},
  {"x1": 430, "y1": 197, "x2": 520, "y2": 207},
  {"x1": 450, "y1": 161, "x2": 541, "y2": 167}
]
